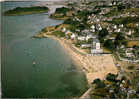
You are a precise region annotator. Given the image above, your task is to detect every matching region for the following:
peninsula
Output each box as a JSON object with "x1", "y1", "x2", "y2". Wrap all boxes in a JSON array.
[{"x1": 4, "y1": 6, "x2": 49, "y2": 16}]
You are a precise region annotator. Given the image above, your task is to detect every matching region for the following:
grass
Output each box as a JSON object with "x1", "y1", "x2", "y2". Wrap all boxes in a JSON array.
[
  {"x1": 104, "y1": 7, "x2": 139, "y2": 17},
  {"x1": 102, "y1": 47, "x2": 112, "y2": 53},
  {"x1": 104, "y1": 9, "x2": 119, "y2": 17},
  {"x1": 127, "y1": 66, "x2": 135, "y2": 70},
  {"x1": 4, "y1": 6, "x2": 49, "y2": 16},
  {"x1": 108, "y1": 17, "x2": 139, "y2": 25},
  {"x1": 123, "y1": 8, "x2": 139, "y2": 14},
  {"x1": 50, "y1": 13, "x2": 69, "y2": 20},
  {"x1": 127, "y1": 40, "x2": 139, "y2": 47},
  {"x1": 52, "y1": 31, "x2": 65, "y2": 37}
]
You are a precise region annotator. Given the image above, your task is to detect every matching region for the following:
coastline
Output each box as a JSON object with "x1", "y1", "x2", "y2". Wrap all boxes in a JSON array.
[
  {"x1": 44, "y1": 34, "x2": 118, "y2": 84},
  {"x1": 4, "y1": 11, "x2": 49, "y2": 16}
]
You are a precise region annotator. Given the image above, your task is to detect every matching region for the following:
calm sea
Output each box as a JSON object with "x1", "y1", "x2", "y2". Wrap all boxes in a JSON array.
[{"x1": 1, "y1": 1, "x2": 88, "y2": 98}]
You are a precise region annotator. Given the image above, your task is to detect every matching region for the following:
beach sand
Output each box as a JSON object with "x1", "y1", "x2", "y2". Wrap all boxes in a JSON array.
[{"x1": 45, "y1": 34, "x2": 118, "y2": 84}]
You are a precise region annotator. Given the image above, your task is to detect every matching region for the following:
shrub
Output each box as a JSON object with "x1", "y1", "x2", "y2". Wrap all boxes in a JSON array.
[
  {"x1": 104, "y1": 39, "x2": 115, "y2": 50},
  {"x1": 106, "y1": 73, "x2": 117, "y2": 82},
  {"x1": 93, "y1": 79, "x2": 106, "y2": 89},
  {"x1": 98, "y1": 28, "x2": 109, "y2": 38},
  {"x1": 127, "y1": 66, "x2": 134, "y2": 70},
  {"x1": 55, "y1": 7, "x2": 70, "y2": 14}
]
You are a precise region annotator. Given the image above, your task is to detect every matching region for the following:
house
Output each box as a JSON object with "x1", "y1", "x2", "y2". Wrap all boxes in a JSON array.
[
  {"x1": 126, "y1": 49, "x2": 134, "y2": 57},
  {"x1": 92, "y1": 39, "x2": 100, "y2": 48},
  {"x1": 109, "y1": 2, "x2": 112, "y2": 6},
  {"x1": 119, "y1": 24, "x2": 124, "y2": 28},
  {"x1": 91, "y1": 38, "x2": 103, "y2": 54},
  {"x1": 91, "y1": 29, "x2": 95, "y2": 32},
  {"x1": 62, "y1": 28, "x2": 66, "y2": 32},
  {"x1": 88, "y1": 16, "x2": 91, "y2": 19},
  {"x1": 117, "y1": 28, "x2": 121, "y2": 32},
  {"x1": 114, "y1": 25, "x2": 117, "y2": 29},
  {"x1": 127, "y1": 30, "x2": 132, "y2": 35},
  {"x1": 96, "y1": 19, "x2": 100, "y2": 22},
  {"x1": 115, "y1": 28, "x2": 121, "y2": 32},
  {"x1": 86, "y1": 34, "x2": 93, "y2": 41},
  {"x1": 126, "y1": 52, "x2": 134, "y2": 57},
  {"x1": 91, "y1": 49, "x2": 103, "y2": 54},
  {"x1": 82, "y1": 29, "x2": 89, "y2": 34},
  {"x1": 136, "y1": 23, "x2": 139, "y2": 27},
  {"x1": 91, "y1": 25, "x2": 95, "y2": 29},
  {"x1": 76, "y1": 29, "x2": 80, "y2": 32},
  {"x1": 113, "y1": 1, "x2": 116, "y2": 5},
  {"x1": 98, "y1": 27, "x2": 102, "y2": 31},
  {"x1": 71, "y1": 33, "x2": 76, "y2": 39},
  {"x1": 77, "y1": 36, "x2": 86, "y2": 41},
  {"x1": 65, "y1": 30, "x2": 72, "y2": 34},
  {"x1": 81, "y1": 44, "x2": 91, "y2": 48}
]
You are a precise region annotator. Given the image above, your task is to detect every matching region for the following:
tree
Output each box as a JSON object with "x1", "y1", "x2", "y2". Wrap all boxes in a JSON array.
[
  {"x1": 55, "y1": 7, "x2": 70, "y2": 14},
  {"x1": 93, "y1": 78, "x2": 101, "y2": 84},
  {"x1": 117, "y1": 4, "x2": 125, "y2": 11},
  {"x1": 98, "y1": 28, "x2": 109, "y2": 38},
  {"x1": 106, "y1": 73, "x2": 117, "y2": 82},
  {"x1": 104, "y1": 39, "x2": 115, "y2": 50},
  {"x1": 93, "y1": 79, "x2": 106, "y2": 89},
  {"x1": 114, "y1": 33, "x2": 125, "y2": 48}
]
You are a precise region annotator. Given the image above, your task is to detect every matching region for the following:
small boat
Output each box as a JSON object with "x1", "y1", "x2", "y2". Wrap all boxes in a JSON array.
[{"x1": 33, "y1": 61, "x2": 36, "y2": 65}]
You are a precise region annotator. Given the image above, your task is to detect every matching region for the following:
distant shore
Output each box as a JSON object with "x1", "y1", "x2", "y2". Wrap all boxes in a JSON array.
[
  {"x1": 43, "y1": 34, "x2": 118, "y2": 84},
  {"x1": 4, "y1": 6, "x2": 49, "y2": 16}
]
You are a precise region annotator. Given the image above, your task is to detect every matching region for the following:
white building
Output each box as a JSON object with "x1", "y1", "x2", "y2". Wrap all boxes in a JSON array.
[
  {"x1": 114, "y1": 25, "x2": 117, "y2": 29},
  {"x1": 62, "y1": 28, "x2": 66, "y2": 32},
  {"x1": 96, "y1": 19, "x2": 100, "y2": 22},
  {"x1": 71, "y1": 33, "x2": 76, "y2": 39},
  {"x1": 91, "y1": 49, "x2": 103, "y2": 54},
  {"x1": 91, "y1": 38, "x2": 103, "y2": 54},
  {"x1": 93, "y1": 39, "x2": 101, "y2": 49},
  {"x1": 127, "y1": 30, "x2": 132, "y2": 35},
  {"x1": 126, "y1": 52, "x2": 134, "y2": 57},
  {"x1": 98, "y1": 27, "x2": 102, "y2": 31},
  {"x1": 65, "y1": 30, "x2": 72, "y2": 35},
  {"x1": 115, "y1": 28, "x2": 121, "y2": 32},
  {"x1": 119, "y1": 24, "x2": 124, "y2": 28},
  {"x1": 77, "y1": 36, "x2": 86, "y2": 41},
  {"x1": 91, "y1": 25, "x2": 95, "y2": 29},
  {"x1": 91, "y1": 29, "x2": 95, "y2": 32},
  {"x1": 86, "y1": 34, "x2": 93, "y2": 41},
  {"x1": 117, "y1": 28, "x2": 121, "y2": 32},
  {"x1": 81, "y1": 44, "x2": 91, "y2": 48}
]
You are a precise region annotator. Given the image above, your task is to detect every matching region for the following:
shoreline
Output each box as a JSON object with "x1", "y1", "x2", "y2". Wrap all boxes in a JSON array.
[
  {"x1": 4, "y1": 11, "x2": 49, "y2": 16},
  {"x1": 44, "y1": 34, "x2": 118, "y2": 84}
]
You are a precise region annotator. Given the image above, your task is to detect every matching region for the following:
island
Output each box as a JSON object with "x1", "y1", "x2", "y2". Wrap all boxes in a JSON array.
[{"x1": 4, "y1": 6, "x2": 49, "y2": 16}]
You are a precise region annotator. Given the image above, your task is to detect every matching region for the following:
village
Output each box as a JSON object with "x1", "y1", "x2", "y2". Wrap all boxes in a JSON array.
[
  {"x1": 34, "y1": 0, "x2": 139, "y2": 98},
  {"x1": 48, "y1": 0, "x2": 139, "y2": 63}
]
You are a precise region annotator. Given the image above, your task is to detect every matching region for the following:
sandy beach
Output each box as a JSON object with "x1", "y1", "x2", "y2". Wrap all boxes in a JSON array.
[{"x1": 44, "y1": 34, "x2": 118, "y2": 84}]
